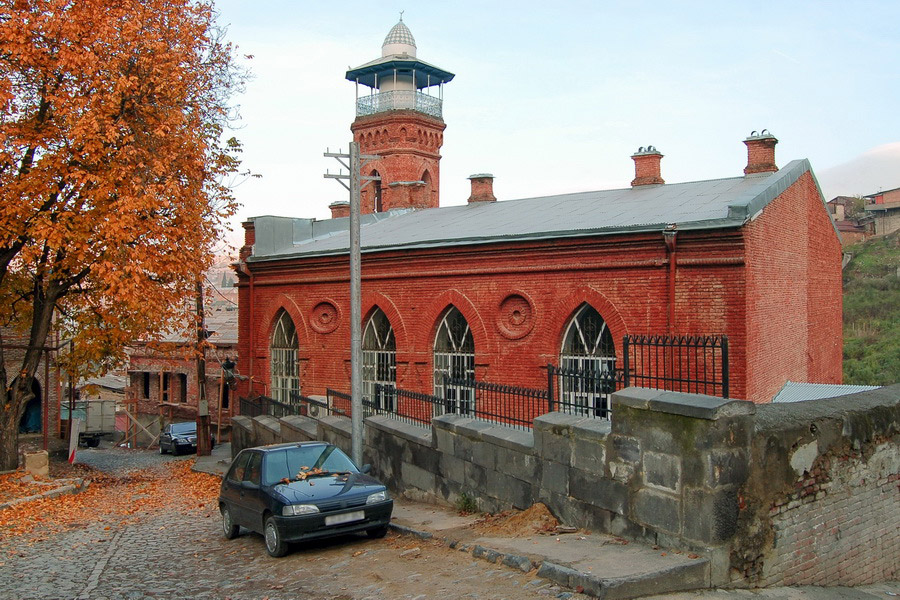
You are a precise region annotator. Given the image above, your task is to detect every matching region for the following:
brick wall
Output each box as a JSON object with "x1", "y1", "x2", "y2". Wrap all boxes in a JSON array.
[
  {"x1": 743, "y1": 172, "x2": 842, "y2": 403},
  {"x1": 237, "y1": 168, "x2": 841, "y2": 405}
]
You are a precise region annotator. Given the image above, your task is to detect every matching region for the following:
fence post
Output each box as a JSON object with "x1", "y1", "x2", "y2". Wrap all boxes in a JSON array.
[
  {"x1": 623, "y1": 336, "x2": 631, "y2": 388},
  {"x1": 546, "y1": 364, "x2": 554, "y2": 413},
  {"x1": 721, "y1": 336, "x2": 729, "y2": 398}
]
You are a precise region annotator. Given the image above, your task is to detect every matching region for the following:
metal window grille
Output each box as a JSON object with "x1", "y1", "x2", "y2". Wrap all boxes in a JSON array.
[
  {"x1": 433, "y1": 307, "x2": 475, "y2": 417},
  {"x1": 362, "y1": 308, "x2": 396, "y2": 411},
  {"x1": 270, "y1": 311, "x2": 300, "y2": 404},
  {"x1": 559, "y1": 304, "x2": 617, "y2": 418}
]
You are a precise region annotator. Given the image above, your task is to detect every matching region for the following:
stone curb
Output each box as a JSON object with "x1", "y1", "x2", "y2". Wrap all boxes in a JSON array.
[
  {"x1": 388, "y1": 520, "x2": 710, "y2": 599},
  {"x1": 0, "y1": 478, "x2": 90, "y2": 511}
]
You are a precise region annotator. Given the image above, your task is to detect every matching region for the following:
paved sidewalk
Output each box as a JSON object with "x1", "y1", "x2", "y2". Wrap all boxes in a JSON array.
[{"x1": 193, "y1": 445, "x2": 899, "y2": 600}]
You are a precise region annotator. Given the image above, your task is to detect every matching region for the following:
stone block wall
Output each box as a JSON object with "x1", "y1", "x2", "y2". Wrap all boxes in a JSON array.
[{"x1": 229, "y1": 385, "x2": 899, "y2": 587}]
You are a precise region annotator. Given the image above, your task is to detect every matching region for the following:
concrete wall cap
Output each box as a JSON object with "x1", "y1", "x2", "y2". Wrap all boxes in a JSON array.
[
  {"x1": 319, "y1": 415, "x2": 352, "y2": 434},
  {"x1": 365, "y1": 414, "x2": 434, "y2": 445},
  {"x1": 479, "y1": 425, "x2": 534, "y2": 452},
  {"x1": 614, "y1": 388, "x2": 755, "y2": 420},
  {"x1": 572, "y1": 417, "x2": 612, "y2": 441},
  {"x1": 533, "y1": 411, "x2": 584, "y2": 431}
]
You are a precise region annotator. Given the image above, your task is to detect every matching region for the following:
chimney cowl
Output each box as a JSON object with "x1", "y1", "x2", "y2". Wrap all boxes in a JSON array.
[
  {"x1": 467, "y1": 173, "x2": 496, "y2": 203},
  {"x1": 631, "y1": 146, "x2": 664, "y2": 187},
  {"x1": 743, "y1": 129, "x2": 778, "y2": 175}
]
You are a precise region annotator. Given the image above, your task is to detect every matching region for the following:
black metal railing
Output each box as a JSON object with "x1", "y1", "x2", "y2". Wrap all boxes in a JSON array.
[
  {"x1": 370, "y1": 384, "x2": 443, "y2": 427},
  {"x1": 623, "y1": 334, "x2": 729, "y2": 398},
  {"x1": 289, "y1": 391, "x2": 349, "y2": 418},
  {"x1": 444, "y1": 376, "x2": 548, "y2": 430},
  {"x1": 239, "y1": 395, "x2": 302, "y2": 419},
  {"x1": 326, "y1": 388, "x2": 353, "y2": 416},
  {"x1": 546, "y1": 365, "x2": 624, "y2": 419}
]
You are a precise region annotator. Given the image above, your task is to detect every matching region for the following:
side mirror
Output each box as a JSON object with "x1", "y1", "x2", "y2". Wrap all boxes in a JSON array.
[{"x1": 361, "y1": 464, "x2": 372, "y2": 474}]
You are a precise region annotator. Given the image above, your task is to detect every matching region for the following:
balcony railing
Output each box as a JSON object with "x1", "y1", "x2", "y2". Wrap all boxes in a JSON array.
[{"x1": 356, "y1": 90, "x2": 443, "y2": 119}]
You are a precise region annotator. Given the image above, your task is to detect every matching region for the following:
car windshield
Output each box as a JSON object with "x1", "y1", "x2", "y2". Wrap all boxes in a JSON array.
[
  {"x1": 171, "y1": 422, "x2": 196, "y2": 434},
  {"x1": 263, "y1": 445, "x2": 358, "y2": 486}
]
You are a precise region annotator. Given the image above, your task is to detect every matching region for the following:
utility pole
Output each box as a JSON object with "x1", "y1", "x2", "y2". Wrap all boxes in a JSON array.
[
  {"x1": 195, "y1": 280, "x2": 210, "y2": 456},
  {"x1": 324, "y1": 142, "x2": 379, "y2": 467}
]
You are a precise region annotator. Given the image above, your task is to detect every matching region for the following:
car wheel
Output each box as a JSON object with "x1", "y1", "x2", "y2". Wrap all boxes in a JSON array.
[
  {"x1": 366, "y1": 526, "x2": 388, "y2": 539},
  {"x1": 264, "y1": 516, "x2": 288, "y2": 557},
  {"x1": 221, "y1": 505, "x2": 239, "y2": 539},
  {"x1": 171, "y1": 445, "x2": 179, "y2": 456}
]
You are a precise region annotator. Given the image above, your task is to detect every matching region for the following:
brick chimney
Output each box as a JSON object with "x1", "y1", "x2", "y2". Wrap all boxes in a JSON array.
[
  {"x1": 467, "y1": 174, "x2": 496, "y2": 203},
  {"x1": 329, "y1": 201, "x2": 350, "y2": 219},
  {"x1": 239, "y1": 220, "x2": 255, "y2": 261},
  {"x1": 631, "y1": 146, "x2": 664, "y2": 187},
  {"x1": 743, "y1": 130, "x2": 778, "y2": 175}
]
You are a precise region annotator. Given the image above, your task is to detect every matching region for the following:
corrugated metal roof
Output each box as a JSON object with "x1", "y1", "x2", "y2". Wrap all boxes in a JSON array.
[
  {"x1": 248, "y1": 159, "x2": 821, "y2": 262},
  {"x1": 772, "y1": 381, "x2": 881, "y2": 404}
]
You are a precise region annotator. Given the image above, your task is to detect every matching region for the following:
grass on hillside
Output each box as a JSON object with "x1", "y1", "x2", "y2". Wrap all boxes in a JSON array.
[{"x1": 842, "y1": 231, "x2": 900, "y2": 386}]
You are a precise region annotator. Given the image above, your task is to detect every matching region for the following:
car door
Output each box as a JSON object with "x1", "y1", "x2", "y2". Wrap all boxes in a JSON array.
[
  {"x1": 221, "y1": 451, "x2": 252, "y2": 526},
  {"x1": 159, "y1": 425, "x2": 172, "y2": 453},
  {"x1": 239, "y1": 451, "x2": 267, "y2": 534}
]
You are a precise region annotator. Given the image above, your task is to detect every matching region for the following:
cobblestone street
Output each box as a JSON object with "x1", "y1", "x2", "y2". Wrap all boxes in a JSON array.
[{"x1": 0, "y1": 447, "x2": 581, "y2": 600}]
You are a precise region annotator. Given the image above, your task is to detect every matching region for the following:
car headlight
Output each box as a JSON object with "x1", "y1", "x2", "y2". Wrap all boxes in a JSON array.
[
  {"x1": 366, "y1": 491, "x2": 387, "y2": 504},
  {"x1": 283, "y1": 504, "x2": 319, "y2": 516}
]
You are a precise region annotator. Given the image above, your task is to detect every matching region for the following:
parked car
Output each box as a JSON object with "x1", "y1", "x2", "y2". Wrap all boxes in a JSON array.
[
  {"x1": 218, "y1": 442, "x2": 393, "y2": 557},
  {"x1": 159, "y1": 421, "x2": 216, "y2": 455}
]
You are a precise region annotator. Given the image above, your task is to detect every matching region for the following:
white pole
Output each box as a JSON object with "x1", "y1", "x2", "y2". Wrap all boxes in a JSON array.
[{"x1": 349, "y1": 142, "x2": 363, "y2": 467}]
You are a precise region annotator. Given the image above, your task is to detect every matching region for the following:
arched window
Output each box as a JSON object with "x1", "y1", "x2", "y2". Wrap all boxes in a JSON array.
[
  {"x1": 270, "y1": 310, "x2": 299, "y2": 403},
  {"x1": 433, "y1": 306, "x2": 475, "y2": 416},
  {"x1": 559, "y1": 304, "x2": 616, "y2": 418},
  {"x1": 371, "y1": 169, "x2": 383, "y2": 212},
  {"x1": 362, "y1": 307, "x2": 396, "y2": 411}
]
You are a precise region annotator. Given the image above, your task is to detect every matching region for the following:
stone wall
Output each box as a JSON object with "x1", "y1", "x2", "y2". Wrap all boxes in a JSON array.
[{"x1": 230, "y1": 385, "x2": 899, "y2": 588}]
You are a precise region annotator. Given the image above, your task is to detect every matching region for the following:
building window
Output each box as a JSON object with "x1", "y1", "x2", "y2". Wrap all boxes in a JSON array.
[
  {"x1": 559, "y1": 303, "x2": 616, "y2": 418},
  {"x1": 433, "y1": 306, "x2": 475, "y2": 416},
  {"x1": 362, "y1": 307, "x2": 396, "y2": 411},
  {"x1": 142, "y1": 372, "x2": 150, "y2": 399},
  {"x1": 178, "y1": 373, "x2": 187, "y2": 404},
  {"x1": 372, "y1": 169, "x2": 382, "y2": 212},
  {"x1": 162, "y1": 372, "x2": 170, "y2": 403},
  {"x1": 270, "y1": 310, "x2": 300, "y2": 403}
]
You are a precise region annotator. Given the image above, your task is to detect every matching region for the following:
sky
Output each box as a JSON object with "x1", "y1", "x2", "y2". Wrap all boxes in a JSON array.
[{"x1": 213, "y1": 0, "x2": 900, "y2": 249}]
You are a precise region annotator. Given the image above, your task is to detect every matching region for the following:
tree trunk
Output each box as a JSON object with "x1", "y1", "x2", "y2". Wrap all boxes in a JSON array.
[{"x1": 0, "y1": 388, "x2": 22, "y2": 471}]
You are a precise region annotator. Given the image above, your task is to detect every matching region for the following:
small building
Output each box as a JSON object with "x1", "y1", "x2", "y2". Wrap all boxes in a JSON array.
[
  {"x1": 864, "y1": 186, "x2": 900, "y2": 236},
  {"x1": 234, "y1": 20, "x2": 843, "y2": 412},
  {"x1": 125, "y1": 289, "x2": 238, "y2": 444}
]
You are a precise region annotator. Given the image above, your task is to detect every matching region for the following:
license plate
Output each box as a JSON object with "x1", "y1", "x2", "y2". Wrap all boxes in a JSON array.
[{"x1": 325, "y1": 510, "x2": 365, "y2": 526}]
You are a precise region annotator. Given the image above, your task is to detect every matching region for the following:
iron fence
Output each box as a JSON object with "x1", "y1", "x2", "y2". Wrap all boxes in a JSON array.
[
  {"x1": 442, "y1": 376, "x2": 548, "y2": 430},
  {"x1": 356, "y1": 90, "x2": 443, "y2": 119},
  {"x1": 239, "y1": 395, "x2": 301, "y2": 419},
  {"x1": 546, "y1": 364, "x2": 624, "y2": 419},
  {"x1": 326, "y1": 388, "x2": 353, "y2": 416},
  {"x1": 623, "y1": 335, "x2": 729, "y2": 398},
  {"x1": 370, "y1": 384, "x2": 443, "y2": 427}
]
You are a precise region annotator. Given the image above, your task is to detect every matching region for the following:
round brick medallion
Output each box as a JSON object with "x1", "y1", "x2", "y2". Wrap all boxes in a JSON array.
[
  {"x1": 310, "y1": 301, "x2": 340, "y2": 334},
  {"x1": 496, "y1": 293, "x2": 534, "y2": 340}
]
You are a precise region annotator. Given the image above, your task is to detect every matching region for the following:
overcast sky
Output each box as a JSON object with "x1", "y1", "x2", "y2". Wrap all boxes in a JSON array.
[{"x1": 214, "y1": 0, "x2": 900, "y2": 248}]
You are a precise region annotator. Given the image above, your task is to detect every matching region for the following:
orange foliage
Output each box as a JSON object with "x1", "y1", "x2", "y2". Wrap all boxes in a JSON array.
[
  {"x1": 0, "y1": 0, "x2": 246, "y2": 469},
  {"x1": 0, "y1": 460, "x2": 220, "y2": 552}
]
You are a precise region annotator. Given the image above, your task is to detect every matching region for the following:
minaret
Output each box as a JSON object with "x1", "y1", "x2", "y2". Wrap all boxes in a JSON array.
[{"x1": 345, "y1": 17, "x2": 454, "y2": 214}]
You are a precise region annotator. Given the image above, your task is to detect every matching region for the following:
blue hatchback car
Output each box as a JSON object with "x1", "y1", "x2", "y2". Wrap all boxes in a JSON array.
[{"x1": 218, "y1": 442, "x2": 394, "y2": 557}]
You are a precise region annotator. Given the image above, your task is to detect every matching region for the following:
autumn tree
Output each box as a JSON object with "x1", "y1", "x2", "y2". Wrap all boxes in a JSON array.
[{"x1": 0, "y1": 0, "x2": 244, "y2": 469}]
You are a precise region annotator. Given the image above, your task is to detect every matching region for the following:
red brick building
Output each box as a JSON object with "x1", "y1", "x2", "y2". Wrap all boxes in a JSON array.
[{"x1": 234, "y1": 21, "x2": 843, "y2": 410}]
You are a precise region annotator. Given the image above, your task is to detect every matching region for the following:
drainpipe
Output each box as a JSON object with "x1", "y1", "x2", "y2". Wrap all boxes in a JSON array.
[{"x1": 663, "y1": 224, "x2": 678, "y2": 333}]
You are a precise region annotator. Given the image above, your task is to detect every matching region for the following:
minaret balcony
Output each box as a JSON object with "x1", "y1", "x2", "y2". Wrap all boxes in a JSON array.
[{"x1": 356, "y1": 90, "x2": 443, "y2": 119}]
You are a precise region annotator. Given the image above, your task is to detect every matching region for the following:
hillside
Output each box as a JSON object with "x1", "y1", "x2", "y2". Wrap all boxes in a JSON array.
[{"x1": 842, "y1": 231, "x2": 900, "y2": 385}]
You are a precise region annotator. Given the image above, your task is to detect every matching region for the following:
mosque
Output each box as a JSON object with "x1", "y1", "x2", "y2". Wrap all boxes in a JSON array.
[{"x1": 234, "y1": 18, "x2": 843, "y2": 413}]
